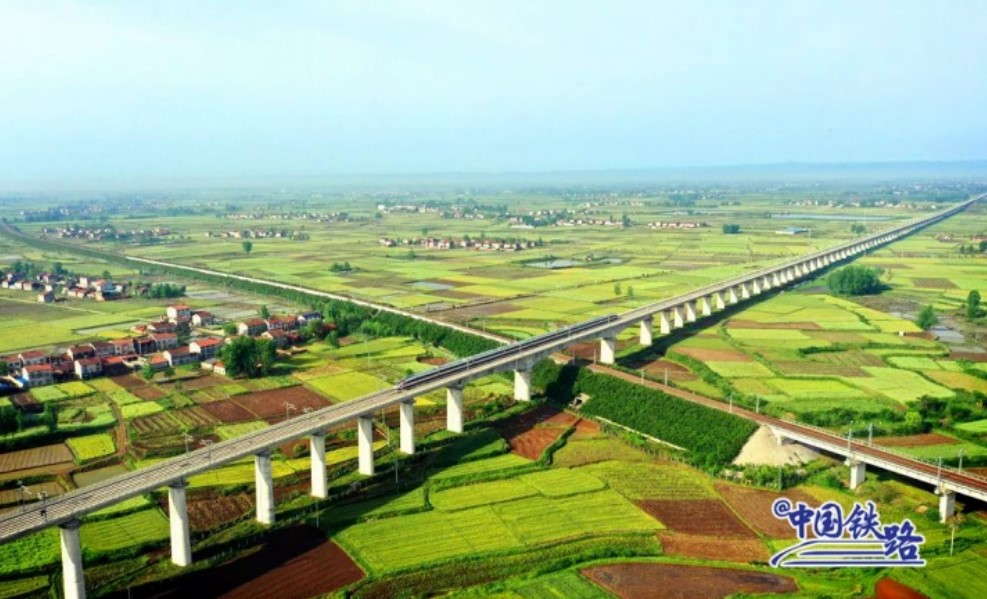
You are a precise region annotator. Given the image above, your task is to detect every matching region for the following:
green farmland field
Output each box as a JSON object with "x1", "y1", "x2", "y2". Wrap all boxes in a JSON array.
[{"x1": 66, "y1": 433, "x2": 116, "y2": 462}]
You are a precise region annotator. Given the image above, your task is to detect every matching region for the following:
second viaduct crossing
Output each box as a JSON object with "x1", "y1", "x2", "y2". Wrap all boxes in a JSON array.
[{"x1": 0, "y1": 195, "x2": 982, "y2": 599}]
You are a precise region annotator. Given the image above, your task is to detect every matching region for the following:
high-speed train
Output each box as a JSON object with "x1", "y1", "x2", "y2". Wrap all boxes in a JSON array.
[{"x1": 395, "y1": 314, "x2": 619, "y2": 390}]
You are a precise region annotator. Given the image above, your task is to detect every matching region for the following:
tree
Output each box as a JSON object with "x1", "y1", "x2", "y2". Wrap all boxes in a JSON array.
[
  {"x1": 0, "y1": 361, "x2": 7, "y2": 376},
  {"x1": 43, "y1": 403, "x2": 57, "y2": 433},
  {"x1": 163, "y1": 366, "x2": 175, "y2": 379},
  {"x1": 223, "y1": 322, "x2": 238, "y2": 336},
  {"x1": 722, "y1": 224, "x2": 741, "y2": 234},
  {"x1": 613, "y1": 282, "x2": 622, "y2": 296},
  {"x1": 827, "y1": 265, "x2": 884, "y2": 296},
  {"x1": 326, "y1": 330, "x2": 340, "y2": 348},
  {"x1": 966, "y1": 290, "x2": 981, "y2": 320},
  {"x1": 102, "y1": 269, "x2": 111, "y2": 279},
  {"x1": 141, "y1": 362, "x2": 155, "y2": 380},
  {"x1": 259, "y1": 304, "x2": 270, "y2": 319},
  {"x1": 627, "y1": 286, "x2": 635, "y2": 299},
  {"x1": 257, "y1": 338, "x2": 277, "y2": 375},
  {"x1": 915, "y1": 305, "x2": 938, "y2": 330},
  {"x1": 242, "y1": 240, "x2": 253, "y2": 254}
]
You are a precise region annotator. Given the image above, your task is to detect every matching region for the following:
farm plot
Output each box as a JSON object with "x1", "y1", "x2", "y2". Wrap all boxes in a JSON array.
[
  {"x1": 119, "y1": 526, "x2": 363, "y2": 599},
  {"x1": 585, "y1": 461, "x2": 716, "y2": 500},
  {"x1": 659, "y1": 534, "x2": 771, "y2": 563},
  {"x1": 582, "y1": 563, "x2": 797, "y2": 598},
  {"x1": 187, "y1": 494, "x2": 254, "y2": 532},
  {"x1": 716, "y1": 483, "x2": 818, "y2": 538},
  {"x1": 0, "y1": 443, "x2": 73, "y2": 474},
  {"x1": 120, "y1": 401, "x2": 164, "y2": 420},
  {"x1": 0, "y1": 529, "x2": 60, "y2": 575},
  {"x1": 0, "y1": 481, "x2": 63, "y2": 507},
  {"x1": 338, "y1": 488, "x2": 660, "y2": 573},
  {"x1": 130, "y1": 386, "x2": 168, "y2": 401},
  {"x1": 231, "y1": 386, "x2": 330, "y2": 421},
  {"x1": 306, "y1": 370, "x2": 390, "y2": 402},
  {"x1": 201, "y1": 400, "x2": 256, "y2": 423},
  {"x1": 495, "y1": 405, "x2": 578, "y2": 460},
  {"x1": 80, "y1": 508, "x2": 170, "y2": 553},
  {"x1": 55, "y1": 381, "x2": 95, "y2": 399},
  {"x1": 873, "y1": 433, "x2": 958, "y2": 447},
  {"x1": 74, "y1": 464, "x2": 129, "y2": 487},
  {"x1": 849, "y1": 368, "x2": 954, "y2": 402},
  {"x1": 66, "y1": 433, "x2": 116, "y2": 462},
  {"x1": 29, "y1": 386, "x2": 66, "y2": 403},
  {"x1": 216, "y1": 421, "x2": 268, "y2": 440},
  {"x1": 553, "y1": 438, "x2": 651, "y2": 467},
  {"x1": 637, "y1": 499, "x2": 757, "y2": 538},
  {"x1": 923, "y1": 370, "x2": 987, "y2": 394},
  {"x1": 764, "y1": 378, "x2": 869, "y2": 401}
]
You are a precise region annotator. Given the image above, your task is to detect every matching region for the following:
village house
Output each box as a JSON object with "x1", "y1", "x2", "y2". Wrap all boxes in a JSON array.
[
  {"x1": 146, "y1": 353, "x2": 170, "y2": 372},
  {"x1": 166, "y1": 304, "x2": 192, "y2": 320},
  {"x1": 296, "y1": 311, "x2": 322, "y2": 325},
  {"x1": 67, "y1": 345, "x2": 96, "y2": 361},
  {"x1": 89, "y1": 341, "x2": 114, "y2": 359},
  {"x1": 102, "y1": 355, "x2": 135, "y2": 376},
  {"x1": 151, "y1": 332, "x2": 179, "y2": 351},
  {"x1": 23, "y1": 364, "x2": 54, "y2": 386},
  {"x1": 164, "y1": 346, "x2": 198, "y2": 367},
  {"x1": 191, "y1": 310, "x2": 215, "y2": 327},
  {"x1": 50, "y1": 359, "x2": 75, "y2": 381},
  {"x1": 18, "y1": 350, "x2": 48, "y2": 366},
  {"x1": 190, "y1": 337, "x2": 223, "y2": 359},
  {"x1": 264, "y1": 315, "x2": 297, "y2": 331},
  {"x1": 73, "y1": 357, "x2": 103, "y2": 380},
  {"x1": 0, "y1": 354, "x2": 24, "y2": 372},
  {"x1": 262, "y1": 329, "x2": 291, "y2": 348},
  {"x1": 110, "y1": 338, "x2": 135, "y2": 356},
  {"x1": 237, "y1": 319, "x2": 268, "y2": 336},
  {"x1": 133, "y1": 336, "x2": 157, "y2": 355},
  {"x1": 147, "y1": 320, "x2": 178, "y2": 334},
  {"x1": 66, "y1": 287, "x2": 90, "y2": 299},
  {"x1": 37, "y1": 291, "x2": 55, "y2": 303}
]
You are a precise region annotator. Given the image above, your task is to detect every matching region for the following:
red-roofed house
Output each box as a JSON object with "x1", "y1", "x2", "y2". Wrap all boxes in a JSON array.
[
  {"x1": 67, "y1": 345, "x2": 96, "y2": 360},
  {"x1": 89, "y1": 341, "x2": 114, "y2": 359},
  {"x1": 164, "y1": 346, "x2": 198, "y2": 367},
  {"x1": 191, "y1": 311, "x2": 214, "y2": 327},
  {"x1": 265, "y1": 316, "x2": 298, "y2": 331},
  {"x1": 110, "y1": 338, "x2": 135, "y2": 355},
  {"x1": 133, "y1": 336, "x2": 157, "y2": 355},
  {"x1": 166, "y1": 304, "x2": 192, "y2": 320},
  {"x1": 190, "y1": 337, "x2": 223, "y2": 359},
  {"x1": 237, "y1": 319, "x2": 268, "y2": 336},
  {"x1": 74, "y1": 357, "x2": 103, "y2": 379},
  {"x1": 24, "y1": 364, "x2": 54, "y2": 386},
  {"x1": 151, "y1": 333, "x2": 179, "y2": 351},
  {"x1": 18, "y1": 350, "x2": 48, "y2": 366}
]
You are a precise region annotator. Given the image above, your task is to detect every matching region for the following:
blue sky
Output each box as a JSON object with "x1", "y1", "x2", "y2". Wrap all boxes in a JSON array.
[{"x1": 0, "y1": 1, "x2": 985, "y2": 183}]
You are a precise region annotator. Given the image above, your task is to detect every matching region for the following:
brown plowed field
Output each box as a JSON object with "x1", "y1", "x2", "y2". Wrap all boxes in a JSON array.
[
  {"x1": 119, "y1": 526, "x2": 363, "y2": 599},
  {"x1": 912, "y1": 278, "x2": 956, "y2": 289},
  {"x1": 638, "y1": 499, "x2": 757, "y2": 538},
  {"x1": 875, "y1": 578, "x2": 929, "y2": 599},
  {"x1": 0, "y1": 444, "x2": 73, "y2": 474},
  {"x1": 496, "y1": 405, "x2": 577, "y2": 460},
  {"x1": 201, "y1": 400, "x2": 256, "y2": 423},
  {"x1": 582, "y1": 563, "x2": 797, "y2": 599},
  {"x1": 636, "y1": 359, "x2": 697, "y2": 382},
  {"x1": 659, "y1": 533, "x2": 770, "y2": 563},
  {"x1": 571, "y1": 418, "x2": 601, "y2": 439},
  {"x1": 9, "y1": 393, "x2": 41, "y2": 413},
  {"x1": 727, "y1": 319, "x2": 821, "y2": 330},
  {"x1": 187, "y1": 494, "x2": 254, "y2": 532},
  {"x1": 231, "y1": 387, "x2": 330, "y2": 420},
  {"x1": 164, "y1": 375, "x2": 225, "y2": 391},
  {"x1": 417, "y1": 356, "x2": 448, "y2": 366},
  {"x1": 111, "y1": 374, "x2": 146, "y2": 389},
  {"x1": 677, "y1": 347, "x2": 752, "y2": 362},
  {"x1": 131, "y1": 386, "x2": 168, "y2": 401},
  {"x1": 874, "y1": 433, "x2": 958, "y2": 447},
  {"x1": 716, "y1": 483, "x2": 817, "y2": 539}
]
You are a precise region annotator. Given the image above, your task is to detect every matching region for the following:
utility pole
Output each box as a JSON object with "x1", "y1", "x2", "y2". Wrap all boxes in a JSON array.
[
  {"x1": 847, "y1": 420, "x2": 854, "y2": 455},
  {"x1": 285, "y1": 402, "x2": 296, "y2": 422},
  {"x1": 868, "y1": 423, "x2": 873, "y2": 447}
]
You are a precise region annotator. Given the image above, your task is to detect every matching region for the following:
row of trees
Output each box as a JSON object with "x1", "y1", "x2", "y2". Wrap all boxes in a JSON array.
[
  {"x1": 722, "y1": 224, "x2": 741, "y2": 234},
  {"x1": 0, "y1": 404, "x2": 56, "y2": 434}
]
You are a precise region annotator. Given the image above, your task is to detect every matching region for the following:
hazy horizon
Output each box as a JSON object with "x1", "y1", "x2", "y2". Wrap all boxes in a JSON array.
[{"x1": 1, "y1": 1, "x2": 986, "y2": 186}]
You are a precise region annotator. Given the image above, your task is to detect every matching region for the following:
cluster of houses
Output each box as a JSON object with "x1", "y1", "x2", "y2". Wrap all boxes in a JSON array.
[
  {"x1": 40, "y1": 225, "x2": 170, "y2": 242},
  {"x1": 647, "y1": 221, "x2": 709, "y2": 230},
  {"x1": 221, "y1": 211, "x2": 349, "y2": 222},
  {"x1": 1, "y1": 271, "x2": 128, "y2": 303},
  {"x1": 0, "y1": 305, "x2": 327, "y2": 388},
  {"x1": 377, "y1": 236, "x2": 539, "y2": 252},
  {"x1": 204, "y1": 229, "x2": 302, "y2": 240}
]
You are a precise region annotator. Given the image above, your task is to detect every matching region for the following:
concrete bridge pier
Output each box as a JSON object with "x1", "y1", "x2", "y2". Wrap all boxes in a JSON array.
[
  {"x1": 729, "y1": 286, "x2": 741, "y2": 303},
  {"x1": 446, "y1": 385, "x2": 464, "y2": 433},
  {"x1": 60, "y1": 519, "x2": 85, "y2": 599},
  {"x1": 938, "y1": 488, "x2": 957, "y2": 522},
  {"x1": 357, "y1": 415, "x2": 375, "y2": 475},
  {"x1": 599, "y1": 334, "x2": 617, "y2": 365},
  {"x1": 751, "y1": 279, "x2": 762, "y2": 295},
  {"x1": 847, "y1": 459, "x2": 866, "y2": 490},
  {"x1": 639, "y1": 317, "x2": 653, "y2": 346},
  {"x1": 168, "y1": 480, "x2": 192, "y2": 567},
  {"x1": 699, "y1": 295, "x2": 713, "y2": 316},
  {"x1": 514, "y1": 368, "x2": 532, "y2": 401},
  {"x1": 672, "y1": 305, "x2": 685, "y2": 328},
  {"x1": 714, "y1": 291, "x2": 726, "y2": 310},
  {"x1": 310, "y1": 432, "x2": 328, "y2": 499},
  {"x1": 659, "y1": 311, "x2": 672, "y2": 334},
  {"x1": 685, "y1": 302, "x2": 697, "y2": 323},
  {"x1": 255, "y1": 450, "x2": 275, "y2": 524},
  {"x1": 772, "y1": 272, "x2": 783, "y2": 286},
  {"x1": 788, "y1": 266, "x2": 799, "y2": 280},
  {"x1": 740, "y1": 282, "x2": 751, "y2": 299},
  {"x1": 399, "y1": 400, "x2": 416, "y2": 455}
]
